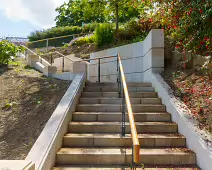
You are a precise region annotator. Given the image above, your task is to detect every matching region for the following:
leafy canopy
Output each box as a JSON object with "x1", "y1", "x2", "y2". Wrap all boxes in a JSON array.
[{"x1": 55, "y1": 0, "x2": 139, "y2": 27}]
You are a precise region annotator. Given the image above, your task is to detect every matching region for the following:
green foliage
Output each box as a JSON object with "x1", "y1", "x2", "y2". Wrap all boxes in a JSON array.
[
  {"x1": 0, "y1": 41, "x2": 24, "y2": 65},
  {"x1": 133, "y1": 0, "x2": 212, "y2": 55},
  {"x1": 27, "y1": 23, "x2": 99, "y2": 48},
  {"x1": 55, "y1": 0, "x2": 107, "y2": 27},
  {"x1": 94, "y1": 23, "x2": 114, "y2": 46},
  {"x1": 74, "y1": 36, "x2": 95, "y2": 46},
  {"x1": 28, "y1": 26, "x2": 82, "y2": 41},
  {"x1": 55, "y1": 0, "x2": 140, "y2": 28}
]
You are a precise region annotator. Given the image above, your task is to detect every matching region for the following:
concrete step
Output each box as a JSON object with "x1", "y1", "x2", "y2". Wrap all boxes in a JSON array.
[
  {"x1": 86, "y1": 82, "x2": 152, "y2": 87},
  {"x1": 56, "y1": 147, "x2": 196, "y2": 165},
  {"x1": 84, "y1": 86, "x2": 155, "y2": 92},
  {"x1": 68, "y1": 122, "x2": 178, "y2": 133},
  {"x1": 76, "y1": 104, "x2": 166, "y2": 112},
  {"x1": 63, "y1": 133, "x2": 186, "y2": 147},
  {"x1": 72, "y1": 112, "x2": 171, "y2": 122},
  {"x1": 81, "y1": 92, "x2": 157, "y2": 98},
  {"x1": 53, "y1": 166, "x2": 199, "y2": 170},
  {"x1": 79, "y1": 98, "x2": 161, "y2": 104}
]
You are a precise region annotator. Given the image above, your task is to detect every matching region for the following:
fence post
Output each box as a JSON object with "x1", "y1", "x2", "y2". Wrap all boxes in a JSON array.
[{"x1": 46, "y1": 39, "x2": 49, "y2": 52}]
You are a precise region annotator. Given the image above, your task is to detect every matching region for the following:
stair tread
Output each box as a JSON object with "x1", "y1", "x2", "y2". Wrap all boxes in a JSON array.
[
  {"x1": 83, "y1": 92, "x2": 156, "y2": 94},
  {"x1": 73, "y1": 112, "x2": 169, "y2": 115},
  {"x1": 53, "y1": 164, "x2": 199, "y2": 170},
  {"x1": 53, "y1": 167, "x2": 199, "y2": 170},
  {"x1": 86, "y1": 82, "x2": 152, "y2": 87},
  {"x1": 64, "y1": 133, "x2": 184, "y2": 138},
  {"x1": 80, "y1": 97, "x2": 160, "y2": 99},
  {"x1": 69, "y1": 122, "x2": 176, "y2": 125},
  {"x1": 77, "y1": 104, "x2": 164, "y2": 106},
  {"x1": 57, "y1": 147, "x2": 195, "y2": 155}
]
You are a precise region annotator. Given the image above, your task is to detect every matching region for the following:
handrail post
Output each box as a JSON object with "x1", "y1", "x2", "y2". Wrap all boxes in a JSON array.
[
  {"x1": 116, "y1": 56, "x2": 119, "y2": 83},
  {"x1": 117, "y1": 55, "x2": 121, "y2": 98},
  {"x1": 62, "y1": 56, "x2": 64, "y2": 72},
  {"x1": 98, "y1": 58, "x2": 100, "y2": 83},
  {"x1": 122, "y1": 88, "x2": 125, "y2": 137},
  {"x1": 51, "y1": 53, "x2": 53, "y2": 66}
]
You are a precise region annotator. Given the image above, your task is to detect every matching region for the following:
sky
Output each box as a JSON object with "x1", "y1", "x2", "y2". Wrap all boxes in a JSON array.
[{"x1": 0, "y1": 0, "x2": 68, "y2": 38}]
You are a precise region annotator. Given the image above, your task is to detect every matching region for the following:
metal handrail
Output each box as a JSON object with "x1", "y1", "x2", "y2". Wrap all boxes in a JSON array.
[
  {"x1": 22, "y1": 45, "x2": 76, "y2": 72},
  {"x1": 117, "y1": 53, "x2": 140, "y2": 165},
  {"x1": 21, "y1": 45, "x2": 41, "y2": 57},
  {"x1": 27, "y1": 33, "x2": 86, "y2": 44}
]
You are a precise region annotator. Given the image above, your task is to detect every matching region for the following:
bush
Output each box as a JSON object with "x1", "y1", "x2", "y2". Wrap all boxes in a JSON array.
[
  {"x1": 117, "y1": 18, "x2": 148, "y2": 42},
  {"x1": 82, "y1": 22, "x2": 99, "y2": 33},
  {"x1": 74, "y1": 36, "x2": 95, "y2": 46},
  {"x1": 28, "y1": 23, "x2": 99, "y2": 42},
  {"x1": 94, "y1": 23, "x2": 114, "y2": 46},
  {"x1": 27, "y1": 23, "x2": 100, "y2": 48},
  {"x1": 0, "y1": 41, "x2": 24, "y2": 65}
]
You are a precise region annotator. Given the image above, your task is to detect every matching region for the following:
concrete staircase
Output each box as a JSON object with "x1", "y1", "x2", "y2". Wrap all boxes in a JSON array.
[{"x1": 53, "y1": 82, "x2": 199, "y2": 170}]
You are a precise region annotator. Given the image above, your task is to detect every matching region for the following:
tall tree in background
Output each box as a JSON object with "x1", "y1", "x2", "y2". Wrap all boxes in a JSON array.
[
  {"x1": 55, "y1": 0, "x2": 139, "y2": 30},
  {"x1": 55, "y1": 0, "x2": 107, "y2": 26}
]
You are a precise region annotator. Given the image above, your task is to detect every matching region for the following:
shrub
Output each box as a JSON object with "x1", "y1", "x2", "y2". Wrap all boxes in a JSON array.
[
  {"x1": 94, "y1": 23, "x2": 114, "y2": 46},
  {"x1": 27, "y1": 23, "x2": 99, "y2": 48},
  {"x1": 0, "y1": 41, "x2": 24, "y2": 65},
  {"x1": 82, "y1": 22, "x2": 99, "y2": 33},
  {"x1": 73, "y1": 36, "x2": 95, "y2": 46},
  {"x1": 117, "y1": 18, "x2": 148, "y2": 42}
]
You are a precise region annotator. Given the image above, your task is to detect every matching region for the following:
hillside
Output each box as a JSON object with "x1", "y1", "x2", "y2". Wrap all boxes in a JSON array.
[{"x1": 0, "y1": 61, "x2": 71, "y2": 159}]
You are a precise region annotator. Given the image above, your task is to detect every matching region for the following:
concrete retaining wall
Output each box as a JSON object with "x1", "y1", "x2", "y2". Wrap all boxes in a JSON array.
[
  {"x1": 87, "y1": 29, "x2": 164, "y2": 82},
  {"x1": 25, "y1": 73, "x2": 86, "y2": 170}
]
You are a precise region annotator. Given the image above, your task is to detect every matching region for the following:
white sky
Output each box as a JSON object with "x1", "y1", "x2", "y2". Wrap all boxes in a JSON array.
[{"x1": 0, "y1": 0, "x2": 68, "y2": 28}]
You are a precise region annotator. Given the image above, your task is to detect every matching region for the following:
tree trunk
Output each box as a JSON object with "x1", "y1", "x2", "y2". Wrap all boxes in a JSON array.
[{"x1": 115, "y1": 2, "x2": 119, "y2": 32}]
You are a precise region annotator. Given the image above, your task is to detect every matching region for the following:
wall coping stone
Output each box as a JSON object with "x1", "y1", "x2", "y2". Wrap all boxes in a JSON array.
[{"x1": 25, "y1": 73, "x2": 86, "y2": 170}]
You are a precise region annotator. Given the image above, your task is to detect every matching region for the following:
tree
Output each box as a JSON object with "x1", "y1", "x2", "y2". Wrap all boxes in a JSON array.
[
  {"x1": 55, "y1": 0, "x2": 107, "y2": 27},
  {"x1": 55, "y1": 0, "x2": 140, "y2": 31},
  {"x1": 133, "y1": 0, "x2": 212, "y2": 55}
]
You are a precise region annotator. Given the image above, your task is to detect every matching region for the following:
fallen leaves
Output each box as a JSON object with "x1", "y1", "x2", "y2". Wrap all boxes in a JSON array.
[{"x1": 162, "y1": 68, "x2": 212, "y2": 134}]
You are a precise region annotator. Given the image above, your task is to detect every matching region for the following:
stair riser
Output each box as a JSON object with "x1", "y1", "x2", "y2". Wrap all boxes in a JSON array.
[
  {"x1": 76, "y1": 105, "x2": 166, "y2": 112},
  {"x1": 79, "y1": 98, "x2": 161, "y2": 104},
  {"x1": 63, "y1": 137, "x2": 186, "y2": 147},
  {"x1": 68, "y1": 124, "x2": 178, "y2": 133},
  {"x1": 56, "y1": 154, "x2": 195, "y2": 165},
  {"x1": 82, "y1": 92, "x2": 157, "y2": 98},
  {"x1": 84, "y1": 87, "x2": 155, "y2": 92},
  {"x1": 72, "y1": 114, "x2": 171, "y2": 122}
]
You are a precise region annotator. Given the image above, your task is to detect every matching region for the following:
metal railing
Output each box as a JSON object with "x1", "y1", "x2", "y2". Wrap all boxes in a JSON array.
[
  {"x1": 117, "y1": 53, "x2": 140, "y2": 166},
  {"x1": 21, "y1": 47, "x2": 140, "y2": 165},
  {"x1": 78, "y1": 55, "x2": 117, "y2": 82},
  {"x1": 81, "y1": 53, "x2": 141, "y2": 165},
  {"x1": 26, "y1": 33, "x2": 87, "y2": 52},
  {"x1": 22, "y1": 45, "x2": 75, "y2": 72}
]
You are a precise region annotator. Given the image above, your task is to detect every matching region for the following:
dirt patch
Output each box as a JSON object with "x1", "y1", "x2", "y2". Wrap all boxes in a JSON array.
[
  {"x1": 0, "y1": 61, "x2": 71, "y2": 159},
  {"x1": 161, "y1": 66, "x2": 212, "y2": 134}
]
